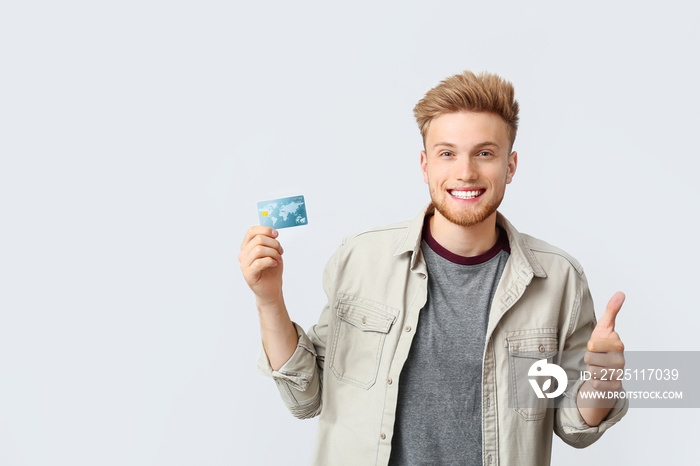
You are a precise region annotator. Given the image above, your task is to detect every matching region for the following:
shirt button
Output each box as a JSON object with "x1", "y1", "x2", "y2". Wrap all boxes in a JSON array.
[
  {"x1": 404, "y1": 326, "x2": 412, "y2": 332},
  {"x1": 486, "y1": 398, "x2": 490, "y2": 408},
  {"x1": 380, "y1": 432, "x2": 386, "y2": 440},
  {"x1": 488, "y1": 455, "x2": 492, "y2": 464},
  {"x1": 387, "y1": 377, "x2": 393, "y2": 385},
  {"x1": 361, "y1": 316, "x2": 367, "y2": 325},
  {"x1": 539, "y1": 344, "x2": 546, "y2": 352}
]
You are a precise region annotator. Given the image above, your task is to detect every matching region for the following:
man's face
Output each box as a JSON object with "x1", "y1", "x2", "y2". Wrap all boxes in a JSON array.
[{"x1": 421, "y1": 110, "x2": 517, "y2": 227}]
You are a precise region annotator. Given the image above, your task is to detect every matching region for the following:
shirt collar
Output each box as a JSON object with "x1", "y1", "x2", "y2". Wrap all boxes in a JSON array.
[
  {"x1": 393, "y1": 204, "x2": 546, "y2": 278},
  {"x1": 496, "y1": 212, "x2": 547, "y2": 278}
]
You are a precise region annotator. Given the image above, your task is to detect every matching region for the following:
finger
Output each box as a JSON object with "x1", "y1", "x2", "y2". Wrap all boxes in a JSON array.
[
  {"x1": 246, "y1": 256, "x2": 280, "y2": 279},
  {"x1": 596, "y1": 291, "x2": 626, "y2": 332},
  {"x1": 241, "y1": 237, "x2": 284, "y2": 264},
  {"x1": 244, "y1": 234, "x2": 284, "y2": 256},
  {"x1": 239, "y1": 231, "x2": 283, "y2": 264},
  {"x1": 242, "y1": 253, "x2": 282, "y2": 281},
  {"x1": 584, "y1": 350, "x2": 625, "y2": 368},
  {"x1": 243, "y1": 257, "x2": 281, "y2": 285},
  {"x1": 588, "y1": 378, "x2": 623, "y2": 392},
  {"x1": 587, "y1": 335, "x2": 624, "y2": 352},
  {"x1": 242, "y1": 244, "x2": 283, "y2": 269},
  {"x1": 241, "y1": 226, "x2": 279, "y2": 249}
]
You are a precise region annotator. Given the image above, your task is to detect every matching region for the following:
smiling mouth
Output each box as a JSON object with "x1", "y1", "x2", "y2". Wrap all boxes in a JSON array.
[{"x1": 448, "y1": 189, "x2": 485, "y2": 200}]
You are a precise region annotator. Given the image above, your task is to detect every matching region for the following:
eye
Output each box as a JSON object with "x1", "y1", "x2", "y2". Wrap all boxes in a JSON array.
[
  {"x1": 478, "y1": 151, "x2": 492, "y2": 157},
  {"x1": 440, "y1": 151, "x2": 455, "y2": 157}
]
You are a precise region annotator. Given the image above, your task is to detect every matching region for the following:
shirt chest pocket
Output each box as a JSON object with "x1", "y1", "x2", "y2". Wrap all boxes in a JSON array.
[
  {"x1": 329, "y1": 295, "x2": 399, "y2": 390},
  {"x1": 505, "y1": 330, "x2": 559, "y2": 421}
]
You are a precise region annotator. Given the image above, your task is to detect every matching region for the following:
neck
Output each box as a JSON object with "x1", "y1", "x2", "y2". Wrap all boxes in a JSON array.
[{"x1": 429, "y1": 211, "x2": 500, "y2": 257}]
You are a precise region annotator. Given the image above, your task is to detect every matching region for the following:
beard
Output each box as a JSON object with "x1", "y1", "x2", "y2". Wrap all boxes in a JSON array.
[{"x1": 429, "y1": 185, "x2": 504, "y2": 227}]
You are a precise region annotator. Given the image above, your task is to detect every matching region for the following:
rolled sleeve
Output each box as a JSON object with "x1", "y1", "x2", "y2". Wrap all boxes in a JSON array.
[
  {"x1": 257, "y1": 322, "x2": 323, "y2": 419},
  {"x1": 555, "y1": 378, "x2": 629, "y2": 448}
]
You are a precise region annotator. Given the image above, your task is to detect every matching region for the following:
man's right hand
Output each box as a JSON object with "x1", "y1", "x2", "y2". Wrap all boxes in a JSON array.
[
  {"x1": 239, "y1": 226, "x2": 285, "y2": 305},
  {"x1": 239, "y1": 226, "x2": 297, "y2": 371}
]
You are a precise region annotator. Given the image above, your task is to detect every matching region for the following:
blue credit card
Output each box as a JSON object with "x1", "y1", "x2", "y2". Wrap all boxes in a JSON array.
[{"x1": 257, "y1": 195, "x2": 308, "y2": 229}]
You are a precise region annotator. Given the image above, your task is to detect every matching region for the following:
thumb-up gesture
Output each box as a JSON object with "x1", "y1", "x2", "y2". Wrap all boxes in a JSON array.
[{"x1": 584, "y1": 291, "x2": 626, "y2": 392}]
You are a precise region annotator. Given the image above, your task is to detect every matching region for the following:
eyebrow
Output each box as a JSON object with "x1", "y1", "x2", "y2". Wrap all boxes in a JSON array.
[
  {"x1": 432, "y1": 142, "x2": 458, "y2": 150},
  {"x1": 431, "y1": 141, "x2": 501, "y2": 150}
]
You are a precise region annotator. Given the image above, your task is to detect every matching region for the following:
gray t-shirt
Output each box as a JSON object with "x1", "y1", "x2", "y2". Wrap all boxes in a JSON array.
[{"x1": 389, "y1": 222, "x2": 510, "y2": 465}]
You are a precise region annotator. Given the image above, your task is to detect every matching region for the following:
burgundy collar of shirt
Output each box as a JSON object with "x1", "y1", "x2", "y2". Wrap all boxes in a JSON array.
[{"x1": 422, "y1": 217, "x2": 510, "y2": 266}]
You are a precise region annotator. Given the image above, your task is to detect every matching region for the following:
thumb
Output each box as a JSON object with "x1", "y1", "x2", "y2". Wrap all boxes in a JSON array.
[{"x1": 596, "y1": 291, "x2": 626, "y2": 332}]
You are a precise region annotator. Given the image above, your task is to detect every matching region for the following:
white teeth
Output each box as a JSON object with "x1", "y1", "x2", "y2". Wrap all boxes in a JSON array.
[{"x1": 450, "y1": 190, "x2": 482, "y2": 199}]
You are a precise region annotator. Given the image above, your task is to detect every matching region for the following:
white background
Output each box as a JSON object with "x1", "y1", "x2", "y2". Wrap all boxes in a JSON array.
[{"x1": 2, "y1": 1, "x2": 699, "y2": 464}]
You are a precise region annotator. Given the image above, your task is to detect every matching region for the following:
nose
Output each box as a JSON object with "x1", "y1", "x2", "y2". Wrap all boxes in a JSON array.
[{"x1": 456, "y1": 156, "x2": 478, "y2": 181}]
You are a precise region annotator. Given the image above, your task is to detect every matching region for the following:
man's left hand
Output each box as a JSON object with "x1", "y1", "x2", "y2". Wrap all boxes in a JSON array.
[{"x1": 584, "y1": 291, "x2": 626, "y2": 392}]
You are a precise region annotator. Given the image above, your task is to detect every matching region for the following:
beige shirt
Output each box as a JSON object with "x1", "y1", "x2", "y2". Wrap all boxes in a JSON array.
[{"x1": 259, "y1": 206, "x2": 628, "y2": 465}]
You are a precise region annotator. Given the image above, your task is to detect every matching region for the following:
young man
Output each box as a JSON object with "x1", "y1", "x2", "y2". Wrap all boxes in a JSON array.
[{"x1": 239, "y1": 71, "x2": 628, "y2": 465}]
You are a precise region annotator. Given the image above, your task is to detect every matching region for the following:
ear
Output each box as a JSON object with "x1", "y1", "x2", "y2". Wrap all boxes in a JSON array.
[
  {"x1": 420, "y1": 150, "x2": 429, "y2": 184},
  {"x1": 506, "y1": 151, "x2": 518, "y2": 184}
]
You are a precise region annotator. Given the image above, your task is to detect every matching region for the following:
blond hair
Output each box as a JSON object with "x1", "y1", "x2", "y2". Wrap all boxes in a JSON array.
[{"x1": 413, "y1": 71, "x2": 519, "y2": 149}]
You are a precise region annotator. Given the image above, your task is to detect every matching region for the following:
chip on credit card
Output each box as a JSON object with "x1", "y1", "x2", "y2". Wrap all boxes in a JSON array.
[{"x1": 257, "y1": 195, "x2": 308, "y2": 229}]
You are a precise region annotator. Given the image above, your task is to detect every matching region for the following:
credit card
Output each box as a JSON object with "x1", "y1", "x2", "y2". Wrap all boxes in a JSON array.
[{"x1": 257, "y1": 195, "x2": 308, "y2": 229}]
